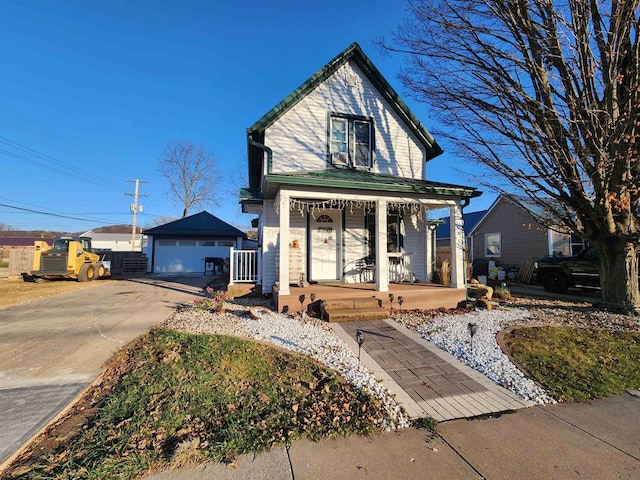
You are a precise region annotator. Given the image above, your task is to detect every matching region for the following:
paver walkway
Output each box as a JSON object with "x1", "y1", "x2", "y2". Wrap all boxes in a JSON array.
[{"x1": 332, "y1": 319, "x2": 533, "y2": 421}]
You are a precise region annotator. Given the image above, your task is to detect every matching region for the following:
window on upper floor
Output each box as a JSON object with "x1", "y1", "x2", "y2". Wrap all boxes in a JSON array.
[{"x1": 329, "y1": 114, "x2": 373, "y2": 169}]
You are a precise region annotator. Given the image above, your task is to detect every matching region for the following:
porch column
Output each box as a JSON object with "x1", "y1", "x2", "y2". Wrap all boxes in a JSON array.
[
  {"x1": 278, "y1": 191, "x2": 290, "y2": 295},
  {"x1": 375, "y1": 199, "x2": 389, "y2": 292},
  {"x1": 449, "y1": 201, "x2": 465, "y2": 288},
  {"x1": 256, "y1": 246, "x2": 262, "y2": 286},
  {"x1": 426, "y1": 222, "x2": 437, "y2": 283}
]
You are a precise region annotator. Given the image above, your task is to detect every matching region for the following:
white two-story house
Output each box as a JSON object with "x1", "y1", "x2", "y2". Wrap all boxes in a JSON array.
[{"x1": 240, "y1": 43, "x2": 480, "y2": 313}]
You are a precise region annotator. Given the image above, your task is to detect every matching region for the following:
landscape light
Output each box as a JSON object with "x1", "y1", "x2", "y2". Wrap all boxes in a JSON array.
[
  {"x1": 468, "y1": 322, "x2": 478, "y2": 351},
  {"x1": 356, "y1": 329, "x2": 365, "y2": 365},
  {"x1": 298, "y1": 294, "x2": 306, "y2": 315}
]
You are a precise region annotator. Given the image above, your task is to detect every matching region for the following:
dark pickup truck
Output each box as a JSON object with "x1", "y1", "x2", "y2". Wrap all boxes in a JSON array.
[{"x1": 533, "y1": 247, "x2": 600, "y2": 293}]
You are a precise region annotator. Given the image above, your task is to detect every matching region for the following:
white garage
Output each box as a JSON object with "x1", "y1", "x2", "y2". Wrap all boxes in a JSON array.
[{"x1": 143, "y1": 211, "x2": 246, "y2": 274}]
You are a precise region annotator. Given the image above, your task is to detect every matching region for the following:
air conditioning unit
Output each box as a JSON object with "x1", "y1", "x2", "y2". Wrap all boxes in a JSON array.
[{"x1": 331, "y1": 152, "x2": 349, "y2": 166}]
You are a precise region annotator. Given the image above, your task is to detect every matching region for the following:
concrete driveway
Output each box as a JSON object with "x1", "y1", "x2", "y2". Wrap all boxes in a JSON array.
[{"x1": 0, "y1": 275, "x2": 208, "y2": 464}]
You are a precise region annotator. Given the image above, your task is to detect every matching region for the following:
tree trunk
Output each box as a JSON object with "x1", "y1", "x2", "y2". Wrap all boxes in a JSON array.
[{"x1": 598, "y1": 237, "x2": 640, "y2": 315}]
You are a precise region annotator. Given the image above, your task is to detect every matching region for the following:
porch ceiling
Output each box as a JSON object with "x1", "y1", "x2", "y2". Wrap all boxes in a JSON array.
[{"x1": 263, "y1": 170, "x2": 481, "y2": 200}]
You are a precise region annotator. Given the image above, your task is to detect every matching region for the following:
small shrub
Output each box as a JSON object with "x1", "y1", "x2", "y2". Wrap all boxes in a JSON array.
[
  {"x1": 437, "y1": 260, "x2": 451, "y2": 286},
  {"x1": 493, "y1": 284, "x2": 511, "y2": 300},
  {"x1": 194, "y1": 287, "x2": 228, "y2": 312}
]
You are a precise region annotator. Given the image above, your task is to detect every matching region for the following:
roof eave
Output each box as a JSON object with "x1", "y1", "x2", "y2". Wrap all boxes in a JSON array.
[{"x1": 264, "y1": 173, "x2": 479, "y2": 199}]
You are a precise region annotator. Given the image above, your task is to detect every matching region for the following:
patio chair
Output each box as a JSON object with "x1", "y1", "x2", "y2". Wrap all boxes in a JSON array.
[{"x1": 355, "y1": 257, "x2": 376, "y2": 283}]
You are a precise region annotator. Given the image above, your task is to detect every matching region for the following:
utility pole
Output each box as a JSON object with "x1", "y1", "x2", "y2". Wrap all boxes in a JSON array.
[{"x1": 126, "y1": 179, "x2": 148, "y2": 251}]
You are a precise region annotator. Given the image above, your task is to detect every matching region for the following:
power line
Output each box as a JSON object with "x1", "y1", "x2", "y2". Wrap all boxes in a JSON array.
[
  {"x1": 0, "y1": 202, "x2": 119, "y2": 224},
  {"x1": 0, "y1": 137, "x2": 121, "y2": 191}
]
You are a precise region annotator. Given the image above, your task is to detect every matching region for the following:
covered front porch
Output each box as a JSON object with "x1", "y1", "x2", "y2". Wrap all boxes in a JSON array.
[
  {"x1": 241, "y1": 169, "x2": 480, "y2": 313},
  {"x1": 273, "y1": 281, "x2": 466, "y2": 316}
]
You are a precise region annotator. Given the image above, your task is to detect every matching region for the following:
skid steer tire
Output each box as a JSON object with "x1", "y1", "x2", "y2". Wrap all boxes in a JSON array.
[
  {"x1": 95, "y1": 263, "x2": 106, "y2": 279},
  {"x1": 78, "y1": 263, "x2": 96, "y2": 282}
]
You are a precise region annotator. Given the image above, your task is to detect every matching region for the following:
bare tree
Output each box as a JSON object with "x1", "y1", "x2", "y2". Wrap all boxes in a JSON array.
[
  {"x1": 144, "y1": 215, "x2": 179, "y2": 228},
  {"x1": 0, "y1": 223, "x2": 12, "y2": 236},
  {"x1": 380, "y1": 0, "x2": 640, "y2": 313},
  {"x1": 159, "y1": 141, "x2": 220, "y2": 217}
]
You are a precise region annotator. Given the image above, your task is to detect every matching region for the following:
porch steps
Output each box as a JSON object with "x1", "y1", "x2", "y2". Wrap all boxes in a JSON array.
[{"x1": 320, "y1": 297, "x2": 388, "y2": 323}]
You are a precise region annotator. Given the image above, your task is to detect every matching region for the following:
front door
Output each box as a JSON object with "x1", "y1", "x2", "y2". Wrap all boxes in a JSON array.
[{"x1": 310, "y1": 210, "x2": 341, "y2": 280}]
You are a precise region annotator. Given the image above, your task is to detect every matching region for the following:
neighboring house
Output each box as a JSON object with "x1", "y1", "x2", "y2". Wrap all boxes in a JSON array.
[
  {"x1": 0, "y1": 237, "x2": 53, "y2": 260},
  {"x1": 239, "y1": 42, "x2": 480, "y2": 305},
  {"x1": 468, "y1": 194, "x2": 587, "y2": 274},
  {"x1": 81, "y1": 230, "x2": 144, "y2": 252},
  {"x1": 143, "y1": 211, "x2": 246, "y2": 273}
]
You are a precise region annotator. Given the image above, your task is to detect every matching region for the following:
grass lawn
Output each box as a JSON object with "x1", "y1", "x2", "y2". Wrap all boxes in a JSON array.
[
  {"x1": 504, "y1": 326, "x2": 640, "y2": 402},
  {"x1": 7, "y1": 328, "x2": 388, "y2": 479},
  {"x1": 0, "y1": 261, "x2": 8, "y2": 268}
]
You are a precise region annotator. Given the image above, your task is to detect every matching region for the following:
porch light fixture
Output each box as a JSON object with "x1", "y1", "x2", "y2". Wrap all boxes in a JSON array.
[
  {"x1": 468, "y1": 322, "x2": 478, "y2": 351},
  {"x1": 356, "y1": 329, "x2": 365, "y2": 365}
]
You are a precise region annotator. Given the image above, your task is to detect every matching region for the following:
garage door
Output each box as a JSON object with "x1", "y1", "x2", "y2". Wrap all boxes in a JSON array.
[{"x1": 153, "y1": 239, "x2": 233, "y2": 273}]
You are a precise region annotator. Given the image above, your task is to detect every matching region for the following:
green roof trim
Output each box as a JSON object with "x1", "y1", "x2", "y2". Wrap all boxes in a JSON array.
[
  {"x1": 263, "y1": 170, "x2": 480, "y2": 199},
  {"x1": 239, "y1": 187, "x2": 262, "y2": 200},
  {"x1": 248, "y1": 42, "x2": 443, "y2": 161}
]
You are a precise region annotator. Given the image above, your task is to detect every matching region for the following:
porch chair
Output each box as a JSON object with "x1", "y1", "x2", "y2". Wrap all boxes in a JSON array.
[{"x1": 355, "y1": 256, "x2": 376, "y2": 283}]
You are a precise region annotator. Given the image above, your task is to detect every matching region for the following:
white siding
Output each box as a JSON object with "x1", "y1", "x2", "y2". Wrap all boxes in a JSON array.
[
  {"x1": 265, "y1": 61, "x2": 427, "y2": 180},
  {"x1": 401, "y1": 214, "x2": 427, "y2": 281},
  {"x1": 262, "y1": 199, "x2": 279, "y2": 293},
  {"x1": 290, "y1": 210, "x2": 307, "y2": 280},
  {"x1": 343, "y1": 209, "x2": 368, "y2": 283}
]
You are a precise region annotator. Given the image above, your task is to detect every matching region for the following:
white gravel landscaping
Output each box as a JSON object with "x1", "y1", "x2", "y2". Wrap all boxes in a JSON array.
[
  {"x1": 411, "y1": 308, "x2": 556, "y2": 404},
  {"x1": 164, "y1": 296, "x2": 564, "y2": 429}
]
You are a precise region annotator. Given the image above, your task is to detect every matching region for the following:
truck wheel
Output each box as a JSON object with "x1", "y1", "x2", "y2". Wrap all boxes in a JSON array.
[
  {"x1": 95, "y1": 263, "x2": 106, "y2": 278},
  {"x1": 78, "y1": 263, "x2": 96, "y2": 282},
  {"x1": 542, "y1": 271, "x2": 569, "y2": 293}
]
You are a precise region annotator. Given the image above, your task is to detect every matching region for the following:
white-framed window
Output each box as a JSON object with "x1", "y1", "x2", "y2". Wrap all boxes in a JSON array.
[
  {"x1": 485, "y1": 233, "x2": 501, "y2": 257},
  {"x1": 570, "y1": 234, "x2": 587, "y2": 256},
  {"x1": 217, "y1": 240, "x2": 234, "y2": 247},
  {"x1": 329, "y1": 115, "x2": 373, "y2": 168},
  {"x1": 180, "y1": 240, "x2": 196, "y2": 246},
  {"x1": 200, "y1": 240, "x2": 216, "y2": 247}
]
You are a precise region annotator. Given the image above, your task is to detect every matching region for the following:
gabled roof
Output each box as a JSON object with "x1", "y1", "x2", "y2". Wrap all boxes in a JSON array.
[
  {"x1": 248, "y1": 43, "x2": 442, "y2": 159},
  {"x1": 81, "y1": 230, "x2": 140, "y2": 241},
  {"x1": 143, "y1": 211, "x2": 245, "y2": 237},
  {"x1": 436, "y1": 209, "x2": 489, "y2": 239},
  {"x1": 467, "y1": 193, "x2": 548, "y2": 236},
  {"x1": 262, "y1": 170, "x2": 480, "y2": 199},
  {"x1": 0, "y1": 237, "x2": 53, "y2": 246}
]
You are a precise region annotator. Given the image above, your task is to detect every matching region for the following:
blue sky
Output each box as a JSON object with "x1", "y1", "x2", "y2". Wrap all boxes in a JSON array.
[{"x1": 0, "y1": 0, "x2": 496, "y2": 233}]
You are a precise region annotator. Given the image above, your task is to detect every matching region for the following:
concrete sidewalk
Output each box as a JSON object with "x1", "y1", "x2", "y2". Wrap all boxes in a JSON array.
[{"x1": 146, "y1": 393, "x2": 640, "y2": 480}]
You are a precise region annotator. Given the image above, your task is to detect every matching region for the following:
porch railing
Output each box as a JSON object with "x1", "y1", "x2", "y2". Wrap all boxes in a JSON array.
[{"x1": 229, "y1": 247, "x2": 260, "y2": 284}]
